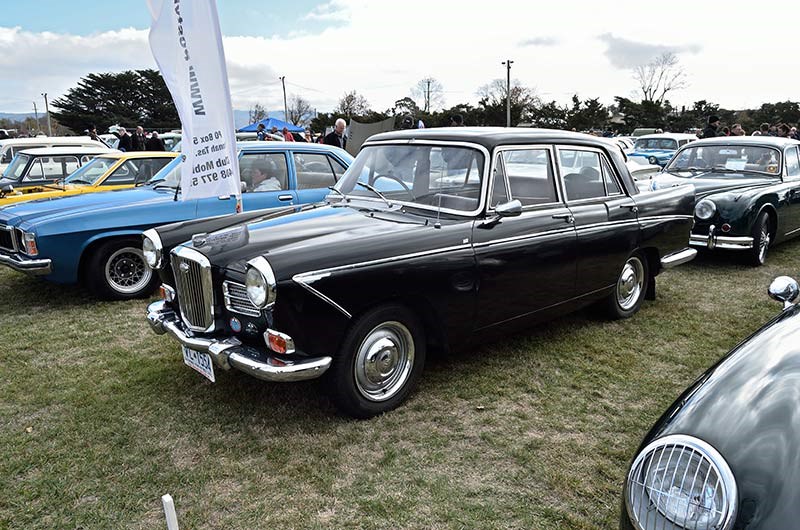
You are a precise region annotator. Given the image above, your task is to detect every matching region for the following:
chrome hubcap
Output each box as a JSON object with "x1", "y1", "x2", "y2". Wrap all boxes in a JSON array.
[
  {"x1": 758, "y1": 224, "x2": 769, "y2": 262},
  {"x1": 617, "y1": 257, "x2": 644, "y2": 311},
  {"x1": 354, "y1": 321, "x2": 414, "y2": 402},
  {"x1": 105, "y1": 247, "x2": 152, "y2": 294}
]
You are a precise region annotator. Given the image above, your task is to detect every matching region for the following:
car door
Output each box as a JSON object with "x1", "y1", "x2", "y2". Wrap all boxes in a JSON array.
[
  {"x1": 472, "y1": 146, "x2": 578, "y2": 330},
  {"x1": 557, "y1": 147, "x2": 638, "y2": 297},
  {"x1": 780, "y1": 146, "x2": 800, "y2": 238},
  {"x1": 291, "y1": 151, "x2": 347, "y2": 204},
  {"x1": 24, "y1": 155, "x2": 81, "y2": 185},
  {"x1": 238, "y1": 150, "x2": 297, "y2": 211}
]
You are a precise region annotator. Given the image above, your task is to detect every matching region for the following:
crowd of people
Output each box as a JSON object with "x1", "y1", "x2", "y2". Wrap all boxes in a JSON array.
[
  {"x1": 700, "y1": 115, "x2": 800, "y2": 140},
  {"x1": 88, "y1": 124, "x2": 168, "y2": 151}
]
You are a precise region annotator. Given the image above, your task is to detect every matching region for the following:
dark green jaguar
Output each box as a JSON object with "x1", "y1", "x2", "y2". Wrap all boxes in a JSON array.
[{"x1": 647, "y1": 136, "x2": 800, "y2": 265}]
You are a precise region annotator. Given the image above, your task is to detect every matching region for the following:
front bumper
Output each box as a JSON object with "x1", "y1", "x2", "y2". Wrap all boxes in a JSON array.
[
  {"x1": 0, "y1": 250, "x2": 52, "y2": 275},
  {"x1": 689, "y1": 224, "x2": 753, "y2": 251},
  {"x1": 147, "y1": 300, "x2": 332, "y2": 383}
]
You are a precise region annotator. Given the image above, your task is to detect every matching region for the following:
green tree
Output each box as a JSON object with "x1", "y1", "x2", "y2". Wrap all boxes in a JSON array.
[
  {"x1": 526, "y1": 100, "x2": 568, "y2": 129},
  {"x1": 51, "y1": 69, "x2": 179, "y2": 133},
  {"x1": 566, "y1": 95, "x2": 609, "y2": 131}
]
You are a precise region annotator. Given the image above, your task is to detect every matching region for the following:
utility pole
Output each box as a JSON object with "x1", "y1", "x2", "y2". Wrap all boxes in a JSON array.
[
  {"x1": 501, "y1": 60, "x2": 514, "y2": 127},
  {"x1": 41, "y1": 92, "x2": 52, "y2": 136},
  {"x1": 33, "y1": 102, "x2": 39, "y2": 133},
  {"x1": 425, "y1": 79, "x2": 431, "y2": 113},
  {"x1": 279, "y1": 76, "x2": 288, "y2": 122}
]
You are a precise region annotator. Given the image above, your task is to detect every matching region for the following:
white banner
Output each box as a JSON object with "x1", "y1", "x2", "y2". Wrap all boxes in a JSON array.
[{"x1": 146, "y1": 0, "x2": 241, "y2": 203}]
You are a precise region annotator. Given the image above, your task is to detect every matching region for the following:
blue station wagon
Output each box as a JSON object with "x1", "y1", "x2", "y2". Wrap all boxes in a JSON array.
[{"x1": 0, "y1": 142, "x2": 352, "y2": 299}]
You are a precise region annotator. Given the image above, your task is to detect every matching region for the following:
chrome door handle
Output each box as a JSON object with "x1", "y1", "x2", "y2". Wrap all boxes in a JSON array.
[
  {"x1": 552, "y1": 213, "x2": 574, "y2": 224},
  {"x1": 620, "y1": 205, "x2": 639, "y2": 214},
  {"x1": 278, "y1": 194, "x2": 293, "y2": 201}
]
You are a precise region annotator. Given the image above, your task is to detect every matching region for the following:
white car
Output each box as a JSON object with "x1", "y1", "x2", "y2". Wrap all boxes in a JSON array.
[{"x1": 0, "y1": 136, "x2": 107, "y2": 172}]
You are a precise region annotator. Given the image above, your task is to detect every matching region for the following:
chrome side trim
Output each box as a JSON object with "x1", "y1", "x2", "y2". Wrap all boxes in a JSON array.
[
  {"x1": 292, "y1": 275, "x2": 352, "y2": 319},
  {"x1": 146, "y1": 301, "x2": 331, "y2": 382},
  {"x1": 472, "y1": 226, "x2": 575, "y2": 249},
  {"x1": 784, "y1": 225, "x2": 800, "y2": 237},
  {"x1": 660, "y1": 247, "x2": 697, "y2": 269}
]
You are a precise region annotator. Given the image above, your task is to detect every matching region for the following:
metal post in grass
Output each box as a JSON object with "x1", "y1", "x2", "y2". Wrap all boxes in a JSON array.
[{"x1": 162, "y1": 494, "x2": 180, "y2": 530}]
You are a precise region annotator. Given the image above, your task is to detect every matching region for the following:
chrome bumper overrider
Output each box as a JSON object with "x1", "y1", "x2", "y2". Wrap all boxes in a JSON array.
[
  {"x1": 689, "y1": 224, "x2": 753, "y2": 251},
  {"x1": 0, "y1": 250, "x2": 52, "y2": 275},
  {"x1": 660, "y1": 247, "x2": 697, "y2": 269},
  {"x1": 146, "y1": 300, "x2": 332, "y2": 383}
]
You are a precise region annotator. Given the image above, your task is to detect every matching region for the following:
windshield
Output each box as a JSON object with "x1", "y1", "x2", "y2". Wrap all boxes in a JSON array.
[
  {"x1": 335, "y1": 144, "x2": 485, "y2": 213},
  {"x1": 64, "y1": 157, "x2": 116, "y2": 185},
  {"x1": 146, "y1": 156, "x2": 182, "y2": 188},
  {"x1": 635, "y1": 138, "x2": 678, "y2": 150},
  {"x1": 2, "y1": 153, "x2": 31, "y2": 181},
  {"x1": 666, "y1": 145, "x2": 781, "y2": 176}
]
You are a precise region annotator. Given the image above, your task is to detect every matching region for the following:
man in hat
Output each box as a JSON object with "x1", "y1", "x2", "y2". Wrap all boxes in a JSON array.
[{"x1": 702, "y1": 116, "x2": 721, "y2": 139}]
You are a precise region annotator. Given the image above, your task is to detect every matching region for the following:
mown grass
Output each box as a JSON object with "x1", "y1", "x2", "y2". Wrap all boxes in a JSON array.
[{"x1": 1, "y1": 243, "x2": 796, "y2": 529}]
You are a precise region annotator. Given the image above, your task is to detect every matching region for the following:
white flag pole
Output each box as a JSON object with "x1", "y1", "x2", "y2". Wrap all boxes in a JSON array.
[
  {"x1": 146, "y1": 0, "x2": 241, "y2": 209},
  {"x1": 161, "y1": 494, "x2": 180, "y2": 530}
]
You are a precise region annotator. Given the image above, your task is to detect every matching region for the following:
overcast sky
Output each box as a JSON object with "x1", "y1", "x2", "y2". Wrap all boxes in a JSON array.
[{"x1": 0, "y1": 0, "x2": 796, "y2": 115}]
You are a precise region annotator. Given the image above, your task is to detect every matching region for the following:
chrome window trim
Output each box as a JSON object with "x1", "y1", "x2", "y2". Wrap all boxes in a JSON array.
[
  {"x1": 555, "y1": 145, "x2": 623, "y2": 203},
  {"x1": 170, "y1": 245, "x2": 215, "y2": 333},
  {"x1": 222, "y1": 280, "x2": 261, "y2": 317},
  {"x1": 487, "y1": 144, "x2": 564, "y2": 212},
  {"x1": 354, "y1": 139, "x2": 492, "y2": 217}
]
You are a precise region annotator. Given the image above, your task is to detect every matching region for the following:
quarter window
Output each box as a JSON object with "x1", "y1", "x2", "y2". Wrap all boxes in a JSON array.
[
  {"x1": 239, "y1": 153, "x2": 289, "y2": 193},
  {"x1": 293, "y1": 152, "x2": 338, "y2": 190},
  {"x1": 500, "y1": 148, "x2": 556, "y2": 206},
  {"x1": 601, "y1": 158, "x2": 622, "y2": 195},
  {"x1": 559, "y1": 149, "x2": 606, "y2": 200},
  {"x1": 785, "y1": 147, "x2": 800, "y2": 179}
]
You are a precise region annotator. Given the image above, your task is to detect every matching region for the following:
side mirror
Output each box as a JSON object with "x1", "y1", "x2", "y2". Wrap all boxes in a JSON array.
[
  {"x1": 0, "y1": 184, "x2": 12, "y2": 197},
  {"x1": 495, "y1": 199, "x2": 523, "y2": 218},
  {"x1": 768, "y1": 276, "x2": 800, "y2": 309}
]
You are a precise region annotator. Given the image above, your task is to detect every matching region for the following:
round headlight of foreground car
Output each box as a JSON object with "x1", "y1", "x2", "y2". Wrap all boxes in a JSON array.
[
  {"x1": 625, "y1": 434, "x2": 736, "y2": 530},
  {"x1": 246, "y1": 256, "x2": 276, "y2": 309},
  {"x1": 141, "y1": 229, "x2": 163, "y2": 269},
  {"x1": 695, "y1": 199, "x2": 717, "y2": 220}
]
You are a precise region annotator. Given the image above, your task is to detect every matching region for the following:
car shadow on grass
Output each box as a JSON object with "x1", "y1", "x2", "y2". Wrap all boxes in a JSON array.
[{"x1": 0, "y1": 273, "x2": 96, "y2": 310}]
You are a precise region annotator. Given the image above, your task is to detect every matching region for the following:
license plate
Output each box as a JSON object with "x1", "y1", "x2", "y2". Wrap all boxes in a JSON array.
[{"x1": 182, "y1": 346, "x2": 215, "y2": 383}]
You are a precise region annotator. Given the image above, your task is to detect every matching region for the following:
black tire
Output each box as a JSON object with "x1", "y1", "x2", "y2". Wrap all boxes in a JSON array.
[
  {"x1": 84, "y1": 238, "x2": 159, "y2": 300},
  {"x1": 603, "y1": 252, "x2": 650, "y2": 319},
  {"x1": 747, "y1": 212, "x2": 771, "y2": 266},
  {"x1": 327, "y1": 304, "x2": 426, "y2": 419}
]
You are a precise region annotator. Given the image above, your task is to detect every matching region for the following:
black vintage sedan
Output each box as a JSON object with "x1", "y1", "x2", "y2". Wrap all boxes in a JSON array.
[
  {"x1": 647, "y1": 136, "x2": 800, "y2": 265},
  {"x1": 621, "y1": 276, "x2": 800, "y2": 530},
  {"x1": 145, "y1": 128, "x2": 696, "y2": 418}
]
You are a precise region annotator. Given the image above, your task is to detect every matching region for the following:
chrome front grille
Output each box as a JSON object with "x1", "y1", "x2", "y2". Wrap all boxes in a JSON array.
[
  {"x1": 0, "y1": 225, "x2": 16, "y2": 252},
  {"x1": 171, "y1": 246, "x2": 215, "y2": 332},
  {"x1": 222, "y1": 281, "x2": 261, "y2": 317}
]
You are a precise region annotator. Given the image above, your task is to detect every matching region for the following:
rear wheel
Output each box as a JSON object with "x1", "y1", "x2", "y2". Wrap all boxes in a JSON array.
[
  {"x1": 747, "y1": 212, "x2": 771, "y2": 266},
  {"x1": 603, "y1": 253, "x2": 649, "y2": 319},
  {"x1": 85, "y1": 239, "x2": 159, "y2": 300},
  {"x1": 327, "y1": 304, "x2": 426, "y2": 418}
]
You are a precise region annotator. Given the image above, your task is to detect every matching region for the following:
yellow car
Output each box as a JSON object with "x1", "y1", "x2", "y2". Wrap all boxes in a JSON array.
[{"x1": 0, "y1": 151, "x2": 178, "y2": 206}]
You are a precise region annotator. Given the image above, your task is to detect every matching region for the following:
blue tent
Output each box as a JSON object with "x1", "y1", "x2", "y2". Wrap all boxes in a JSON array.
[{"x1": 238, "y1": 117, "x2": 304, "y2": 133}]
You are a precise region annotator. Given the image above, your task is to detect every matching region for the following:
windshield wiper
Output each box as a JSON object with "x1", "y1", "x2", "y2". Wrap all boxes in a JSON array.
[
  {"x1": 355, "y1": 181, "x2": 391, "y2": 207},
  {"x1": 152, "y1": 183, "x2": 176, "y2": 190},
  {"x1": 709, "y1": 167, "x2": 738, "y2": 173},
  {"x1": 326, "y1": 186, "x2": 346, "y2": 201}
]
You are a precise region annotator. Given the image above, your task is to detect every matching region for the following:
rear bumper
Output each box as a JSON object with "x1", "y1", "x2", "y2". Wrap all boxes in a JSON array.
[
  {"x1": 146, "y1": 300, "x2": 332, "y2": 383},
  {"x1": 690, "y1": 224, "x2": 753, "y2": 250},
  {"x1": 660, "y1": 247, "x2": 697, "y2": 269},
  {"x1": 0, "y1": 250, "x2": 52, "y2": 275}
]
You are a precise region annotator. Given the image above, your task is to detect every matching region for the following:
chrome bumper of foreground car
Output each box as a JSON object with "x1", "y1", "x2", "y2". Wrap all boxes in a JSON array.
[
  {"x1": 146, "y1": 300, "x2": 332, "y2": 383},
  {"x1": 689, "y1": 224, "x2": 753, "y2": 250},
  {"x1": 0, "y1": 250, "x2": 52, "y2": 275},
  {"x1": 660, "y1": 247, "x2": 697, "y2": 269}
]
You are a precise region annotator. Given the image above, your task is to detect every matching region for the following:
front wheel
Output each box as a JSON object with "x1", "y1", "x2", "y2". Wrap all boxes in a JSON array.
[
  {"x1": 747, "y1": 212, "x2": 771, "y2": 266},
  {"x1": 327, "y1": 304, "x2": 426, "y2": 419},
  {"x1": 603, "y1": 253, "x2": 649, "y2": 319},
  {"x1": 85, "y1": 239, "x2": 159, "y2": 300}
]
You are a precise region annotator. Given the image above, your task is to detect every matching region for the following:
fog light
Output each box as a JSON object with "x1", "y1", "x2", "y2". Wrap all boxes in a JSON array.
[
  {"x1": 265, "y1": 329, "x2": 295, "y2": 355},
  {"x1": 721, "y1": 223, "x2": 731, "y2": 232},
  {"x1": 159, "y1": 284, "x2": 176, "y2": 302}
]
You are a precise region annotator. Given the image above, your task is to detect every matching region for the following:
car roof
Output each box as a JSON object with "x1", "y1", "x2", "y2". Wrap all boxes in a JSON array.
[
  {"x1": 0, "y1": 136, "x2": 105, "y2": 146},
  {"x1": 689, "y1": 136, "x2": 800, "y2": 147},
  {"x1": 17, "y1": 146, "x2": 118, "y2": 156},
  {"x1": 366, "y1": 127, "x2": 619, "y2": 151},
  {"x1": 95, "y1": 151, "x2": 179, "y2": 160},
  {"x1": 237, "y1": 141, "x2": 348, "y2": 154},
  {"x1": 635, "y1": 133, "x2": 698, "y2": 140}
]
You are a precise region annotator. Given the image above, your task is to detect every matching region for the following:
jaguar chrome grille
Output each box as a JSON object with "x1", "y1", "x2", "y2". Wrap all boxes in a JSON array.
[
  {"x1": 0, "y1": 225, "x2": 16, "y2": 252},
  {"x1": 222, "y1": 281, "x2": 261, "y2": 317},
  {"x1": 171, "y1": 247, "x2": 215, "y2": 332}
]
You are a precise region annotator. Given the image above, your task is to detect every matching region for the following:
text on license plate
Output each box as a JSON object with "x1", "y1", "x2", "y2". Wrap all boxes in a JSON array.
[{"x1": 182, "y1": 346, "x2": 215, "y2": 383}]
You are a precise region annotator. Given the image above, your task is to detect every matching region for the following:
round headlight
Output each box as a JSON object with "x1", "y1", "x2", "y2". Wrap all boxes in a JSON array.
[
  {"x1": 245, "y1": 256, "x2": 276, "y2": 309},
  {"x1": 695, "y1": 199, "x2": 717, "y2": 220},
  {"x1": 625, "y1": 435, "x2": 736, "y2": 530},
  {"x1": 141, "y1": 229, "x2": 163, "y2": 269}
]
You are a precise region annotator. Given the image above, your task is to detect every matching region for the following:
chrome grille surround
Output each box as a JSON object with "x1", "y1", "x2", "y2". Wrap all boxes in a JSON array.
[
  {"x1": 222, "y1": 280, "x2": 261, "y2": 317},
  {"x1": 0, "y1": 225, "x2": 17, "y2": 253},
  {"x1": 170, "y1": 246, "x2": 215, "y2": 333},
  {"x1": 625, "y1": 434, "x2": 736, "y2": 530}
]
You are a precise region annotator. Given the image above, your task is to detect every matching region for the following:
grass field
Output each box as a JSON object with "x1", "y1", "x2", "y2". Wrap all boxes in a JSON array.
[{"x1": 1, "y1": 243, "x2": 797, "y2": 529}]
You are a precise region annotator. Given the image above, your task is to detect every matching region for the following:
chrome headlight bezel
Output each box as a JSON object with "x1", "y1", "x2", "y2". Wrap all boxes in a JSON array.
[
  {"x1": 142, "y1": 228, "x2": 163, "y2": 270},
  {"x1": 695, "y1": 199, "x2": 717, "y2": 221},
  {"x1": 19, "y1": 230, "x2": 38, "y2": 256},
  {"x1": 245, "y1": 256, "x2": 276, "y2": 309},
  {"x1": 625, "y1": 434, "x2": 737, "y2": 530}
]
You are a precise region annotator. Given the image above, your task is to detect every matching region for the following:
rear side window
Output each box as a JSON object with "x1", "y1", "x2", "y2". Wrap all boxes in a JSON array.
[
  {"x1": 559, "y1": 149, "x2": 605, "y2": 200},
  {"x1": 293, "y1": 152, "x2": 337, "y2": 190}
]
